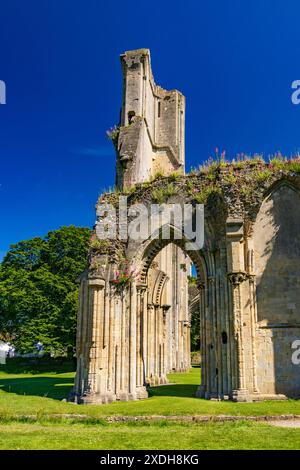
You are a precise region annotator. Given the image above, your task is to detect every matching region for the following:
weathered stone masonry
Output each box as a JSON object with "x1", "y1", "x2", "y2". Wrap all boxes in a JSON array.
[{"x1": 72, "y1": 49, "x2": 300, "y2": 404}]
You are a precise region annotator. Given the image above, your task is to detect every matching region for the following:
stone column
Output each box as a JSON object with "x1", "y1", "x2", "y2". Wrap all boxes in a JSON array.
[
  {"x1": 107, "y1": 285, "x2": 116, "y2": 400},
  {"x1": 74, "y1": 280, "x2": 85, "y2": 398},
  {"x1": 226, "y1": 218, "x2": 251, "y2": 401},
  {"x1": 162, "y1": 305, "x2": 171, "y2": 382},
  {"x1": 114, "y1": 293, "x2": 122, "y2": 397},
  {"x1": 141, "y1": 288, "x2": 148, "y2": 383},
  {"x1": 136, "y1": 286, "x2": 148, "y2": 398},
  {"x1": 228, "y1": 272, "x2": 250, "y2": 401},
  {"x1": 147, "y1": 304, "x2": 155, "y2": 385},
  {"x1": 136, "y1": 287, "x2": 142, "y2": 387},
  {"x1": 205, "y1": 281, "x2": 212, "y2": 399},
  {"x1": 118, "y1": 292, "x2": 127, "y2": 398},
  {"x1": 248, "y1": 271, "x2": 259, "y2": 394},
  {"x1": 207, "y1": 276, "x2": 218, "y2": 398},
  {"x1": 129, "y1": 282, "x2": 137, "y2": 399},
  {"x1": 196, "y1": 281, "x2": 206, "y2": 398},
  {"x1": 79, "y1": 278, "x2": 108, "y2": 404}
]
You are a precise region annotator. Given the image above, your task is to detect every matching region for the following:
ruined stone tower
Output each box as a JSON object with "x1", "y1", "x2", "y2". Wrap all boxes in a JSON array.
[
  {"x1": 115, "y1": 49, "x2": 185, "y2": 189},
  {"x1": 115, "y1": 49, "x2": 191, "y2": 382}
]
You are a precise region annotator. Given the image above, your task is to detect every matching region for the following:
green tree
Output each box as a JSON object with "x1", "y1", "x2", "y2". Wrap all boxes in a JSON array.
[{"x1": 0, "y1": 226, "x2": 91, "y2": 356}]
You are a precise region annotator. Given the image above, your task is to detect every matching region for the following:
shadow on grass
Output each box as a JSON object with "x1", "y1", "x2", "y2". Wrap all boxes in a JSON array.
[
  {"x1": 0, "y1": 377, "x2": 198, "y2": 401},
  {"x1": 0, "y1": 360, "x2": 75, "y2": 375},
  {"x1": 0, "y1": 365, "x2": 200, "y2": 401},
  {"x1": 149, "y1": 383, "x2": 198, "y2": 398},
  {"x1": 0, "y1": 376, "x2": 74, "y2": 400}
]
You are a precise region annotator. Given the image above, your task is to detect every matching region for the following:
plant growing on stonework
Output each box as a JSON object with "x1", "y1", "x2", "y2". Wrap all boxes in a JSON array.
[
  {"x1": 111, "y1": 262, "x2": 139, "y2": 291},
  {"x1": 150, "y1": 170, "x2": 164, "y2": 182},
  {"x1": 168, "y1": 171, "x2": 181, "y2": 182},
  {"x1": 151, "y1": 183, "x2": 176, "y2": 203},
  {"x1": 192, "y1": 185, "x2": 222, "y2": 204},
  {"x1": 231, "y1": 153, "x2": 264, "y2": 167},
  {"x1": 240, "y1": 186, "x2": 252, "y2": 198},
  {"x1": 253, "y1": 169, "x2": 272, "y2": 183},
  {"x1": 222, "y1": 173, "x2": 237, "y2": 185},
  {"x1": 106, "y1": 125, "x2": 120, "y2": 146},
  {"x1": 267, "y1": 154, "x2": 300, "y2": 174},
  {"x1": 90, "y1": 258, "x2": 102, "y2": 271},
  {"x1": 185, "y1": 178, "x2": 194, "y2": 191},
  {"x1": 89, "y1": 233, "x2": 110, "y2": 252},
  {"x1": 198, "y1": 148, "x2": 227, "y2": 175},
  {"x1": 288, "y1": 158, "x2": 300, "y2": 173},
  {"x1": 198, "y1": 157, "x2": 219, "y2": 175},
  {"x1": 188, "y1": 275, "x2": 197, "y2": 285},
  {"x1": 189, "y1": 166, "x2": 198, "y2": 176}
]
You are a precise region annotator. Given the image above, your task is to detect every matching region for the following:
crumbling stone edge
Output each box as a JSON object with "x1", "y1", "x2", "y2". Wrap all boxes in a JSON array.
[{"x1": 1, "y1": 414, "x2": 300, "y2": 424}]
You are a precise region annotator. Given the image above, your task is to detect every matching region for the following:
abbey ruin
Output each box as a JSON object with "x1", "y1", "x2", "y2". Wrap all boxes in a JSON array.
[{"x1": 72, "y1": 49, "x2": 300, "y2": 404}]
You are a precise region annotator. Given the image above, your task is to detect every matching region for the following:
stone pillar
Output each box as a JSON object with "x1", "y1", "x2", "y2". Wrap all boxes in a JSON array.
[
  {"x1": 153, "y1": 305, "x2": 159, "y2": 383},
  {"x1": 245, "y1": 236, "x2": 259, "y2": 395},
  {"x1": 129, "y1": 282, "x2": 137, "y2": 399},
  {"x1": 147, "y1": 304, "x2": 155, "y2": 385},
  {"x1": 226, "y1": 218, "x2": 251, "y2": 402},
  {"x1": 136, "y1": 287, "x2": 142, "y2": 387},
  {"x1": 219, "y1": 244, "x2": 230, "y2": 398},
  {"x1": 196, "y1": 281, "x2": 206, "y2": 398},
  {"x1": 141, "y1": 288, "x2": 148, "y2": 383},
  {"x1": 136, "y1": 286, "x2": 148, "y2": 398},
  {"x1": 119, "y1": 294, "x2": 125, "y2": 394},
  {"x1": 205, "y1": 282, "x2": 212, "y2": 399},
  {"x1": 207, "y1": 276, "x2": 218, "y2": 398},
  {"x1": 228, "y1": 272, "x2": 250, "y2": 401},
  {"x1": 114, "y1": 293, "x2": 122, "y2": 397},
  {"x1": 162, "y1": 305, "x2": 171, "y2": 382},
  {"x1": 76, "y1": 278, "x2": 117, "y2": 404},
  {"x1": 107, "y1": 287, "x2": 116, "y2": 398},
  {"x1": 74, "y1": 281, "x2": 85, "y2": 397}
]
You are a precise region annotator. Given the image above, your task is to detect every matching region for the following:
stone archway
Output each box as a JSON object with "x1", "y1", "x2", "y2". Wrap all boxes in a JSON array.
[
  {"x1": 130, "y1": 230, "x2": 207, "y2": 391},
  {"x1": 71, "y1": 169, "x2": 300, "y2": 404},
  {"x1": 71, "y1": 179, "x2": 234, "y2": 404}
]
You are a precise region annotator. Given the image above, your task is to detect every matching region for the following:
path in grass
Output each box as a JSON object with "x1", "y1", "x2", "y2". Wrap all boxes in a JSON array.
[{"x1": 0, "y1": 365, "x2": 300, "y2": 419}]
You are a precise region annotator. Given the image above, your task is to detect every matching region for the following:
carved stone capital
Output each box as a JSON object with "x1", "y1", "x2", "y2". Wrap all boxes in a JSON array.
[
  {"x1": 197, "y1": 281, "x2": 205, "y2": 290},
  {"x1": 87, "y1": 278, "x2": 105, "y2": 288},
  {"x1": 162, "y1": 304, "x2": 171, "y2": 311},
  {"x1": 227, "y1": 271, "x2": 247, "y2": 286}
]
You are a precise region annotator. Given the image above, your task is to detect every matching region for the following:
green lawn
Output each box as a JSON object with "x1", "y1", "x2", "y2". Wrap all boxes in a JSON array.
[
  {"x1": 0, "y1": 365, "x2": 300, "y2": 449},
  {"x1": 0, "y1": 365, "x2": 300, "y2": 419},
  {"x1": 1, "y1": 420, "x2": 300, "y2": 450}
]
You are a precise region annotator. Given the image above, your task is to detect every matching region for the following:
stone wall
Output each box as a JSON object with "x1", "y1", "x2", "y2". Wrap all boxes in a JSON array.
[{"x1": 254, "y1": 182, "x2": 300, "y2": 396}]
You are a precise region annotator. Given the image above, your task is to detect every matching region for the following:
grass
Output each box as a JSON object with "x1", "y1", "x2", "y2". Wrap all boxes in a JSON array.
[
  {"x1": 0, "y1": 365, "x2": 300, "y2": 419},
  {"x1": 1, "y1": 420, "x2": 300, "y2": 450},
  {"x1": 0, "y1": 364, "x2": 300, "y2": 449}
]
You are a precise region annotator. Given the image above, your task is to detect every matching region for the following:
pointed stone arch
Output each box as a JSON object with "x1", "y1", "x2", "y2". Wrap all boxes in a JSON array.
[{"x1": 131, "y1": 226, "x2": 208, "y2": 286}]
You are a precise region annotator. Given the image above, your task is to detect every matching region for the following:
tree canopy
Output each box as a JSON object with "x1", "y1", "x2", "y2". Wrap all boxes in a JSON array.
[{"x1": 0, "y1": 226, "x2": 91, "y2": 355}]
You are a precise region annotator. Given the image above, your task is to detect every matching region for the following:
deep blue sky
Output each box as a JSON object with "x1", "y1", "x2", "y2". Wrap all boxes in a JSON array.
[{"x1": 1, "y1": 0, "x2": 300, "y2": 258}]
